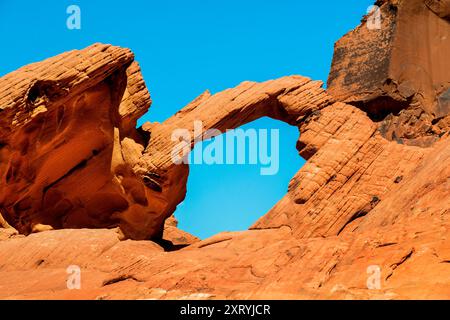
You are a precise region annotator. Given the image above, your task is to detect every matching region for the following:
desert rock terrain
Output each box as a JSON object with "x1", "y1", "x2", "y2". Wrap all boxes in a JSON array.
[{"x1": 0, "y1": 0, "x2": 449, "y2": 299}]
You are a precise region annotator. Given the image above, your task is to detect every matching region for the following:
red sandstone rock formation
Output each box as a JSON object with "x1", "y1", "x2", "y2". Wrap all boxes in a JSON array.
[
  {"x1": 327, "y1": 0, "x2": 450, "y2": 147},
  {"x1": 0, "y1": 44, "x2": 165, "y2": 240},
  {"x1": 0, "y1": 0, "x2": 449, "y2": 300}
]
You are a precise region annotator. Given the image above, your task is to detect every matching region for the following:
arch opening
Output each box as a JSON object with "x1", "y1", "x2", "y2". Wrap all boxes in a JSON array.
[{"x1": 173, "y1": 117, "x2": 305, "y2": 240}]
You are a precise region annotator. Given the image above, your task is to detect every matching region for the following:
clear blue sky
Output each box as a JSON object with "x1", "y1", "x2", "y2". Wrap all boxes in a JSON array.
[{"x1": 0, "y1": 0, "x2": 373, "y2": 239}]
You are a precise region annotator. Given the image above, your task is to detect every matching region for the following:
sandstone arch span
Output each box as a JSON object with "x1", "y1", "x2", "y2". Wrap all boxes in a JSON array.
[{"x1": 0, "y1": 43, "x2": 335, "y2": 240}]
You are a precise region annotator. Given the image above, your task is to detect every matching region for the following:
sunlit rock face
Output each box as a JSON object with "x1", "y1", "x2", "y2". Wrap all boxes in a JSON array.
[
  {"x1": 0, "y1": 43, "x2": 335, "y2": 240},
  {"x1": 0, "y1": 0, "x2": 449, "y2": 300},
  {"x1": 0, "y1": 44, "x2": 164, "y2": 240}
]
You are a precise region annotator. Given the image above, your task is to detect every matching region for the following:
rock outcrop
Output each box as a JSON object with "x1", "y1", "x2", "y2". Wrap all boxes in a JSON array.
[
  {"x1": 0, "y1": 0, "x2": 449, "y2": 300},
  {"x1": 327, "y1": 0, "x2": 450, "y2": 147},
  {"x1": 139, "y1": 76, "x2": 333, "y2": 235},
  {"x1": 0, "y1": 44, "x2": 158, "y2": 240}
]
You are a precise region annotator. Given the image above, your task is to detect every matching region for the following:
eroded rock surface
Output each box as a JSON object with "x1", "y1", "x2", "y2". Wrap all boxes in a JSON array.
[
  {"x1": 138, "y1": 76, "x2": 334, "y2": 230},
  {"x1": 0, "y1": 0, "x2": 449, "y2": 300},
  {"x1": 0, "y1": 44, "x2": 164, "y2": 240},
  {"x1": 327, "y1": 0, "x2": 450, "y2": 147}
]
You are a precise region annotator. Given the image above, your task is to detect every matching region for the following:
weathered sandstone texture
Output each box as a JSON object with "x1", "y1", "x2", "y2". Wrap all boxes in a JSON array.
[
  {"x1": 0, "y1": 0, "x2": 449, "y2": 299},
  {"x1": 328, "y1": 0, "x2": 450, "y2": 147}
]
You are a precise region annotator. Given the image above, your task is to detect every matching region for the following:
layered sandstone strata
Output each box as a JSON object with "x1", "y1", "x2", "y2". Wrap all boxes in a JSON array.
[
  {"x1": 0, "y1": 47, "x2": 336, "y2": 240},
  {"x1": 0, "y1": 0, "x2": 449, "y2": 300}
]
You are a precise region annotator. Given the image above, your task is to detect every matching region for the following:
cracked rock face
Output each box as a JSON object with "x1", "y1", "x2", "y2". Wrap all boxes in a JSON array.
[{"x1": 0, "y1": 0, "x2": 449, "y2": 300}]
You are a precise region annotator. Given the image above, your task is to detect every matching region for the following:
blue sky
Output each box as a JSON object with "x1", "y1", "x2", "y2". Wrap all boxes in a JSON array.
[{"x1": 0, "y1": 0, "x2": 373, "y2": 239}]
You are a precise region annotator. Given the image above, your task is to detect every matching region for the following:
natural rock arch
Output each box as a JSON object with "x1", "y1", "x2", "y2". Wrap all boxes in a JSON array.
[
  {"x1": 0, "y1": 45, "x2": 335, "y2": 240},
  {"x1": 1, "y1": 0, "x2": 449, "y2": 299},
  {"x1": 136, "y1": 76, "x2": 334, "y2": 239},
  {"x1": 0, "y1": 42, "x2": 443, "y2": 243}
]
